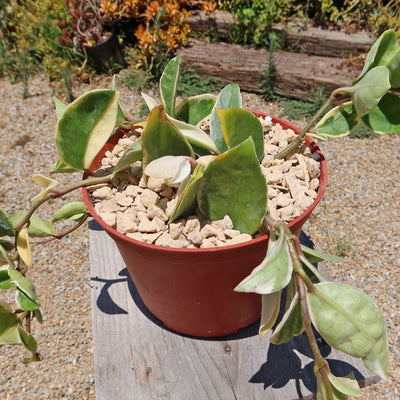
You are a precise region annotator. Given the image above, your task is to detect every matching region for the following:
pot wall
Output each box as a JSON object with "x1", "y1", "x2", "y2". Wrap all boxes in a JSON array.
[{"x1": 82, "y1": 113, "x2": 327, "y2": 337}]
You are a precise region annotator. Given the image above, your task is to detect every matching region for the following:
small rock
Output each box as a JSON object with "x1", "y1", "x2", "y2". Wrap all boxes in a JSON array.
[
  {"x1": 139, "y1": 189, "x2": 159, "y2": 208},
  {"x1": 99, "y1": 212, "x2": 116, "y2": 227},
  {"x1": 92, "y1": 186, "x2": 113, "y2": 200}
]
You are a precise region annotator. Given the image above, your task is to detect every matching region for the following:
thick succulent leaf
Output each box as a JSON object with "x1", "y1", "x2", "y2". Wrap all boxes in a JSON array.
[
  {"x1": 144, "y1": 156, "x2": 191, "y2": 184},
  {"x1": 52, "y1": 202, "x2": 88, "y2": 223},
  {"x1": 113, "y1": 139, "x2": 143, "y2": 175},
  {"x1": 31, "y1": 174, "x2": 58, "y2": 203},
  {"x1": 168, "y1": 115, "x2": 219, "y2": 154},
  {"x1": 216, "y1": 108, "x2": 264, "y2": 160},
  {"x1": 141, "y1": 92, "x2": 158, "y2": 112},
  {"x1": 351, "y1": 66, "x2": 391, "y2": 117},
  {"x1": 34, "y1": 308, "x2": 43, "y2": 324},
  {"x1": 0, "y1": 245, "x2": 14, "y2": 268},
  {"x1": 316, "y1": 102, "x2": 360, "y2": 137},
  {"x1": 0, "y1": 268, "x2": 13, "y2": 289},
  {"x1": 0, "y1": 240, "x2": 13, "y2": 253},
  {"x1": 301, "y1": 245, "x2": 343, "y2": 264},
  {"x1": 141, "y1": 106, "x2": 194, "y2": 171},
  {"x1": 355, "y1": 29, "x2": 400, "y2": 88},
  {"x1": 210, "y1": 84, "x2": 242, "y2": 153},
  {"x1": 270, "y1": 292, "x2": 304, "y2": 344},
  {"x1": 328, "y1": 372, "x2": 362, "y2": 397},
  {"x1": 259, "y1": 291, "x2": 282, "y2": 339},
  {"x1": 317, "y1": 379, "x2": 348, "y2": 400},
  {"x1": 170, "y1": 164, "x2": 204, "y2": 223},
  {"x1": 175, "y1": 94, "x2": 217, "y2": 125},
  {"x1": 0, "y1": 207, "x2": 15, "y2": 237},
  {"x1": 198, "y1": 137, "x2": 267, "y2": 234},
  {"x1": 112, "y1": 75, "x2": 127, "y2": 125},
  {"x1": 55, "y1": 89, "x2": 119, "y2": 170},
  {"x1": 160, "y1": 55, "x2": 181, "y2": 117},
  {"x1": 50, "y1": 159, "x2": 79, "y2": 174},
  {"x1": 10, "y1": 212, "x2": 53, "y2": 238},
  {"x1": 0, "y1": 300, "x2": 20, "y2": 345},
  {"x1": 15, "y1": 288, "x2": 40, "y2": 311},
  {"x1": 18, "y1": 326, "x2": 38, "y2": 353},
  {"x1": 16, "y1": 228, "x2": 31, "y2": 267},
  {"x1": 8, "y1": 268, "x2": 39, "y2": 306},
  {"x1": 308, "y1": 282, "x2": 388, "y2": 379},
  {"x1": 53, "y1": 96, "x2": 67, "y2": 119},
  {"x1": 235, "y1": 229, "x2": 293, "y2": 293},
  {"x1": 362, "y1": 93, "x2": 400, "y2": 135}
]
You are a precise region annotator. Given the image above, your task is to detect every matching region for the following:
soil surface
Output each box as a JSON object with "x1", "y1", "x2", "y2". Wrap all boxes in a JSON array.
[{"x1": 0, "y1": 74, "x2": 399, "y2": 399}]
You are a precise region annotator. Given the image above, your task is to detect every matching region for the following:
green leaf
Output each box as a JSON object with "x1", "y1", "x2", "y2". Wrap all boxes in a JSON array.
[
  {"x1": 10, "y1": 212, "x2": 53, "y2": 238},
  {"x1": 141, "y1": 106, "x2": 194, "y2": 171},
  {"x1": 308, "y1": 282, "x2": 388, "y2": 379},
  {"x1": 210, "y1": 84, "x2": 242, "y2": 153},
  {"x1": 175, "y1": 94, "x2": 217, "y2": 125},
  {"x1": 160, "y1": 55, "x2": 181, "y2": 117},
  {"x1": 216, "y1": 108, "x2": 264, "y2": 160},
  {"x1": 316, "y1": 379, "x2": 348, "y2": 400},
  {"x1": 0, "y1": 269, "x2": 13, "y2": 289},
  {"x1": 235, "y1": 228, "x2": 293, "y2": 293},
  {"x1": 15, "y1": 288, "x2": 40, "y2": 311},
  {"x1": 170, "y1": 164, "x2": 205, "y2": 223},
  {"x1": 55, "y1": 89, "x2": 120, "y2": 170},
  {"x1": 362, "y1": 93, "x2": 400, "y2": 135},
  {"x1": 53, "y1": 96, "x2": 67, "y2": 119},
  {"x1": 355, "y1": 29, "x2": 400, "y2": 88},
  {"x1": 0, "y1": 207, "x2": 15, "y2": 237},
  {"x1": 167, "y1": 115, "x2": 219, "y2": 154},
  {"x1": 328, "y1": 372, "x2": 362, "y2": 397},
  {"x1": 301, "y1": 245, "x2": 343, "y2": 264},
  {"x1": 0, "y1": 239, "x2": 13, "y2": 251},
  {"x1": 198, "y1": 137, "x2": 267, "y2": 234},
  {"x1": 0, "y1": 300, "x2": 20, "y2": 345},
  {"x1": 52, "y1": 202, "x2": 88, "y2": 223},
  {"x1": 50, "y1": 159, "x2": 79, "y2": 174},
  {"x1": 18, "y1": 325, "x2": 38, "y2": 354},
  {"x1": 0, "y1": 245, "x2": 14, "y2": 268},
  {"x1": 113, "y1": 139, "x2": 143, "y2": 175},
  {"x1": 351, "y1": 66, "x2": 391, "y2": 116},
  {"x1": 259, "y1": 291, "x2": 282, "y2": 339},
  {"x1": 316, "y1": 102, "x2": 360, "y2": 137},
  {"x1": 8, "y1": 268, "x2": 39, "y2": 306},
  {"x1": 270, "y1": 291, "x2": 304, "y2": 344}
]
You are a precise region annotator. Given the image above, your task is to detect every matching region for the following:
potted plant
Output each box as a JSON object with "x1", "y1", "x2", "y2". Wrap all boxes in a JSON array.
[
  {"x1": 68, "y1": 0, "x2": 126, "y2": 72},
  {"x1": 1, "y1": 28, "x2": 399, "y2": 399}
]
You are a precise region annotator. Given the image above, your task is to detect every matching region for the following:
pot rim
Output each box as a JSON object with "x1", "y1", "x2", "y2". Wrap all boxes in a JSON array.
[{"x1": 82, "y1": 112, "x2": 327, "y2": 254}]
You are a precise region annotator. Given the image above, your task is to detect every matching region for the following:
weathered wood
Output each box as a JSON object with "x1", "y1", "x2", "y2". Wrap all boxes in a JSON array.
[
  {"x1": 186, "y1": 11, "x2": 374, "y2": 58},
  {"x1": 178, "y1": 38, "x2": 359, "y2": 99},
  {"x1": 89, "y1": 219, "x2": 379, "y2": 400}
]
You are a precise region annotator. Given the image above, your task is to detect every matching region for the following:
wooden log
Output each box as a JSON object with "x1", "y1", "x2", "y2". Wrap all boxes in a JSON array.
[
  {"x1": 186, "y1": 11, "x2": 375, "y2": 58},
  {"x1": 178, "y1": 38, "x2": 360, "y2": 100}
]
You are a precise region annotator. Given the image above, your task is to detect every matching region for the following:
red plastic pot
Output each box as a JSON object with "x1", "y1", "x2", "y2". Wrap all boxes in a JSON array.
[{"x1": 82, "y1": 112, "x2": 327, "y2": 337}]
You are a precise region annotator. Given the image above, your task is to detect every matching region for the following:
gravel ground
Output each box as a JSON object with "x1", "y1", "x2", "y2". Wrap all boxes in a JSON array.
[{"x1": 0, "y1": 74, "x2": 399, "y2": 399}]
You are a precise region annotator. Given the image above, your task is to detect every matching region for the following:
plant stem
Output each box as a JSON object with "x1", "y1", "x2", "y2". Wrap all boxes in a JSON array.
[
  {"x1": 13, "y1": 173, "x2": 113, "y2": 233},
  {"x1": 274, "y1": 88, "x2": 352, "y2": 159}
]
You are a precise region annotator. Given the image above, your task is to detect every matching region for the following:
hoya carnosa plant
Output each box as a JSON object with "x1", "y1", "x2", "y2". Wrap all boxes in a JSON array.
[{"x1": 0, "y1": 30, "x2": 398, "y2": 399}]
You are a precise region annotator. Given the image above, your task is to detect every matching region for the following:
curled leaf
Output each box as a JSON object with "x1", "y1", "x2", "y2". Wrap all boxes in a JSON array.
[
  {"x1": 175, "y1": 94, "x2": 217, "y2": 125},
  {"x1": 16, "y1": 228, "x2": 31, "y2": 267},
  {"x1": 141, "y1": 92, "x2": 158, "y2": 112},
  {"x1": 8, "y1": 268, "x2": 39, "y2": 306},
  {"x1": 31, "y1": 174, "x2": 58, "y2": 203},
  {"x1": 259, "y1": 291, "x2": 282, "y2": 339},
  {"x1": 113, "y1": 139, "x2": 143, "y2": 175},
  {"x1": 144, "y1": 156, "x2": 191, "y2": 184},
  {"x1": 328, "y1": 372, "x2": 362, "y2": 397}
]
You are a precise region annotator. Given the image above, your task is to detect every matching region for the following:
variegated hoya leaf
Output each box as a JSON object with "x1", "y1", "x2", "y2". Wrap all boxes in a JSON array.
[
  {"x1": 52, "y1": 202, "x2": 88, "y2": 223},
  {"x1": 210, "y1": 84, "x2": 242, "y2": 153},
  {"x1": 175, "y1": 94, "x2": 217, "y2": 125},
  {"x1": 308, "y1": 282, "x2": 388, "y2": 379},
  {"x1": 16, "y1": 228, "x2": 31, "y2": 267},
  {"x1": 328, "y1": 372, "x2": 362, "y2": 397},
  {"x1": 316, "y1": 102, "x2": 360, "y2": 137},
  {"x1": 160, "y1": 55, "x2": 181, "y2": 117},
  {"x1": 144, "y1": 156, "x2": 191, "y2": 184},
  {"x1": 55, "y1": 89, "x2": 120, "y2": 170},
  {"x1": 8, "y1": 268, "x2": 39, "y2": 306},
  {"x1": 259, "y1": 291, "x2": 282, "y2": 339},
  {"x1": 235, "y1": 228, "x2": 293, "y2": 293},
  {"x1": 10, "y1": 212, "x2": 53, "y2": 238},
  {"x1": 0, "y1": 207, "x2": 15, "y2": 237}
]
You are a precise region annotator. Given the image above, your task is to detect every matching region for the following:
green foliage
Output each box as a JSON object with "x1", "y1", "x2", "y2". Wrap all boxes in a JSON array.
[
  {"x1": 177, "y1": 68, "x2": 226, "y2": 97},
  {"x1": 281, "y1": 87, "x2": 326, "y2": 120}
]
